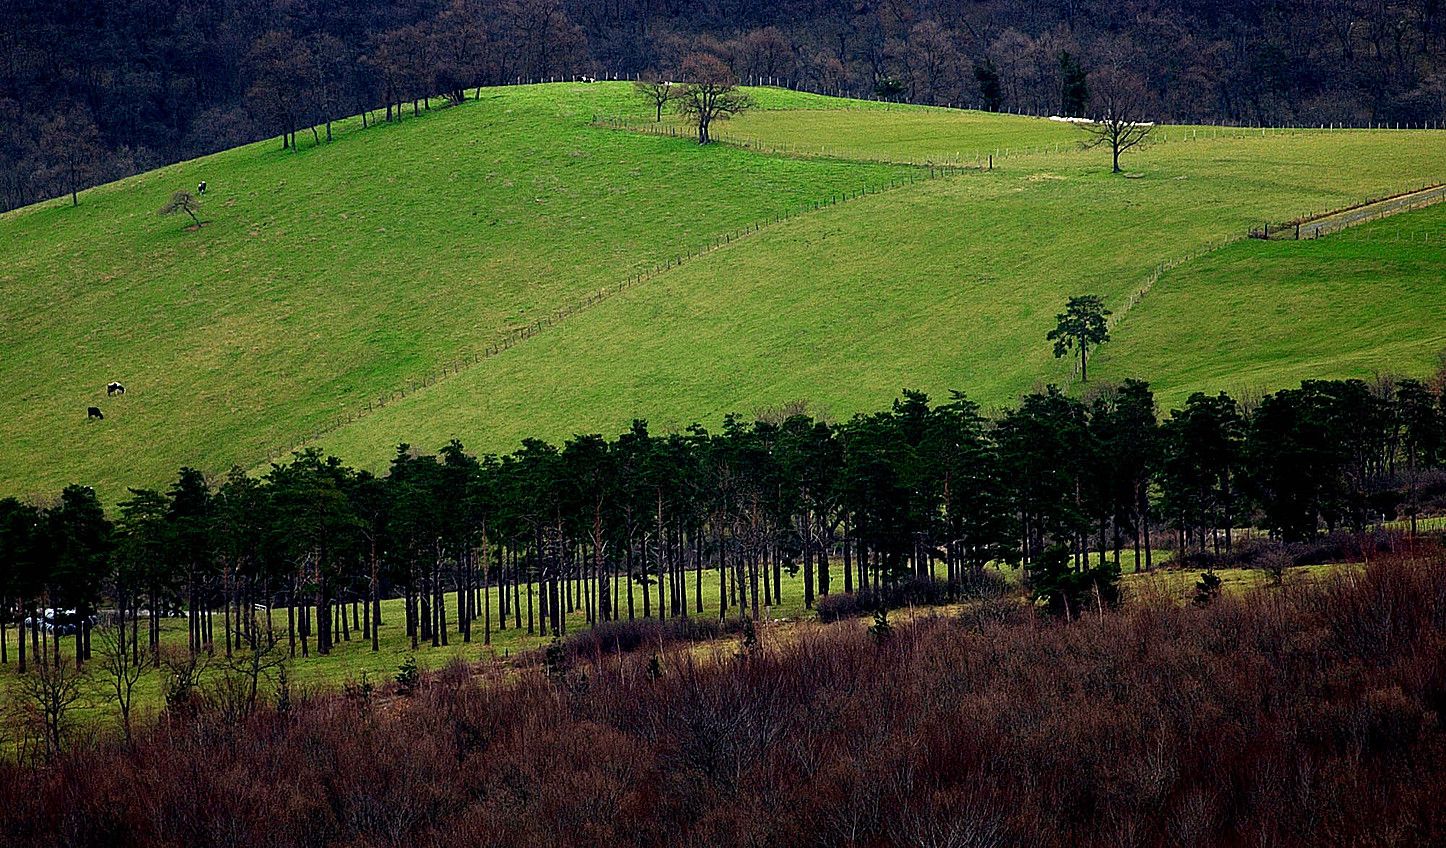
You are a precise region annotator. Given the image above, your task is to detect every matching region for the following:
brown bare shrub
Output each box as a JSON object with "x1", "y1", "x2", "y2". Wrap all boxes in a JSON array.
[{"x1": 5, "y1": 553, "x2": 1446, "y2": 847}]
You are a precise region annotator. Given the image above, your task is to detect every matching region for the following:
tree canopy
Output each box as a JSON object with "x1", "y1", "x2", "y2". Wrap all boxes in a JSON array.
[{"x1": 1047, "y1": 294, "x2": 1112, "y2": 381}]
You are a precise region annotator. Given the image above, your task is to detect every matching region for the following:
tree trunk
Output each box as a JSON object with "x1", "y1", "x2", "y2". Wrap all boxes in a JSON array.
[{"x1": 482, "y1": 534, "x2": 492, "y2": 646}]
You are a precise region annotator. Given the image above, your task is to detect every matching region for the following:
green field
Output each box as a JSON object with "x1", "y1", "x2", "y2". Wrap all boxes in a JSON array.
[
  {"x1": 1092, "y1": 205, "x2": 1446, "y2": 403},
  {"x1": 2, "y1": 82, "x2": 1444, "y2": 500},
  {"x1": 314, "y1": 114, "x2": 1446, "y2": 471},
  {"x1": 0, "y1": 84, "x2": 912, "y2": 501}
]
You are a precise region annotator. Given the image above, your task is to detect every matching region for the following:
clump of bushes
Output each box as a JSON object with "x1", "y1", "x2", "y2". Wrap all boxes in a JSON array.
[
  {"x1": 394, "y1": 655, "x2": 420, "y2": 695},
  {"x1": 816, "y1": 571, "x2": 1009, "y2": 622},
  {"x1": 1027, "y1": 545, "x2": 1121, "y2": 619},
  {"x1": 561, "y1": 615, "x2": 745, "y2": 660},
  {"x1": 1176, "y1": 529, "x2": 1408, "y2": 573}
]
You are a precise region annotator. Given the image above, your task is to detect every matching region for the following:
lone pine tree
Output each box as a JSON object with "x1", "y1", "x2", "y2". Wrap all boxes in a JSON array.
[{"x1": 1048, "y1": 294, "x2": 1111, "y2": 382}]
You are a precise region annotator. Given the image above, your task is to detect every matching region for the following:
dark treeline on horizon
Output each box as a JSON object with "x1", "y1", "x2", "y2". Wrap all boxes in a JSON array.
[
  {"x1": 3, "y1": 371, "x2": 1444, "y2": 674},
  {"x1": 6, "y1": 0, "x2": 1446, "y2": 211}
]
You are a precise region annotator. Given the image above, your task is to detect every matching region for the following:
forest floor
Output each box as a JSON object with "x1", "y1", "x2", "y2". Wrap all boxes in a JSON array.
[{"x1": 0, "y1": 555, "x2": 1357, "y2": 741}]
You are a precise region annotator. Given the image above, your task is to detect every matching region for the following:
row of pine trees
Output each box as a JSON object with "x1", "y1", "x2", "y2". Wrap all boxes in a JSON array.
[{"x1": 2, "y1": 375, "x2": 1444, "y2": 671}]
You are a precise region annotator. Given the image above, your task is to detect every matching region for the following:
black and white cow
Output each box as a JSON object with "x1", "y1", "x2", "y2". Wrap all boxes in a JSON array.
[{"x1": 106, "y1": 381, "x2": 126, "y2": 396}]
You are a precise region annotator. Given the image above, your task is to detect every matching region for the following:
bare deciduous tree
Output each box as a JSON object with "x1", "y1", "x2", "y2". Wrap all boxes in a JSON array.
[
  {"x1": 158, "y1": 190, "x2": 202, "y2": 227},
  {"x1": 16, "y1": 656, "x2": 86, "y2": 759},
  {"x1": 674, "y1": 53, "x2": 753, "y2": 144},
  {"x1": 1079, "y1": 66, "x2": 1154, "y2": 173},
  {"x1": 98, "y1": 624, "x2": 147, "y2": 743},
  {"x1": 211, "y1": 622, "x2": 288, "y2": 724},
  {"x1": 39, "y1": 104, "x2": 102, "y2": 207},
  {"x1": 632, "y1": 72, "x2": 676, "y2": 122}
]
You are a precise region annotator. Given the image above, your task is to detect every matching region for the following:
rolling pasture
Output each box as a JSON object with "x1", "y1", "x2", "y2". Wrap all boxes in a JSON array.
[
  {"x1": 315, "y1": 105, "x2": 1446, "y2": 471},
  {"x1": 0, "y1": 83, "x2": 1443, "y2": 500},
  {"x1": 1091, "y1": 203, "x2": 1446, "y2": 402},
  {"x1": 0, "y1": 85, "x2": 911, "y2": 501}
]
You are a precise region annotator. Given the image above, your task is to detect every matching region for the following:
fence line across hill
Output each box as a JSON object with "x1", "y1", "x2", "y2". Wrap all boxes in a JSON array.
[
  {"x1": 258, "y1": 163, "x2": 961, "y2": 469},
  {"x1": 515, "y1": 71, "x2": 1446, "y2": 133},
  {"x1": 1066, "y1": 234, "x2": 1248, "y2": 384},
  {"x1": 1069, "y1": 182, "x2": 1446, "y2": 383},
  {"x1": 1251, "y1": 184, "x2": 1446, "y2": 240},
  {"x1": 1330, "y1": 225, "x2": 1446, "y2": 245},
  {"x1": 592, "y1": 115, "x2": 999, "y2": 169},
  {"x1": 250, "y1": 73, "x2": 1444, "y2": 193},
  {"x1": 593, "y1": 113, "x2": 1434, "y2": 173},
  {"x1": 251, "y1": 73, "x2": 1446, "y2": 177},
  {"x1": 253, "y1": 76, "x2": 1444, "y2": 464}
]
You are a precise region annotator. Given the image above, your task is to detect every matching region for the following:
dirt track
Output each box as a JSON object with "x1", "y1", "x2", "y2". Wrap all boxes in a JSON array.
[{"x1": 1293, "y1": 183, "x2": 1446, "y2": 238}]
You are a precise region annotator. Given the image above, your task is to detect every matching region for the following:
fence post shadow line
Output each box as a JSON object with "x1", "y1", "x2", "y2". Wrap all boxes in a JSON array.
[{"x1": 261, "y1": 164, "x2": 952, "y2": 466}]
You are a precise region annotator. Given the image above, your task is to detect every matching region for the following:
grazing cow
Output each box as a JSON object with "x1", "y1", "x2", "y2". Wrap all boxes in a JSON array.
[
  {"x1": 87, "y1": 407, "x2": 104, "y2": 420},
  {"x1": 106, "y1": 381, "x2": 125, "y2": 396},
  {"x1": 197, "y1": 180, "x2": 207, "y2": 195}
]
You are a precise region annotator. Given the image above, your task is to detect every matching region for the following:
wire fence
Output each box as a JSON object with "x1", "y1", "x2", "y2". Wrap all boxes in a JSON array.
[
  {"x1": 572, "y1": 71, "x2": 1446, "y2": 132},
  {"x1": 1251, "y1": 184, "x2": 1446, "y2": 240},
  {"x1": 594, "y1": 113, "x2": 1441, "y2": 173},
  {"x1": 1070, "y1": 183, "x2": 1446, "y2": 382},
  {"x1": 1328, "y1": 224, "x2": 1446, "y2": 245},
  {"x1": 1066, "y1": 234, "x2": 1249, "y2": 383},
  {"x1": 592, "y1": 115, "x2": 998, "y2": 168},
  {"x1": 259, "y1": 164, "x2": 959, "y2": 468}
]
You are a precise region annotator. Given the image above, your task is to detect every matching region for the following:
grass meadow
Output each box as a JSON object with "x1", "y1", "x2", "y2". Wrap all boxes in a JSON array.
[
  {"x1": 314, "y1": 112, "x2": 1446, "y2": 471},
  {"x1": 0, "y1": 84, "x2": 912, "y2": 501},
  {"x1": 4, "y1": 83, "x2": 1443, "y2": 499},
  {"x1": 1092, "y1": 203, "x2": 1446, "y2": 403}
]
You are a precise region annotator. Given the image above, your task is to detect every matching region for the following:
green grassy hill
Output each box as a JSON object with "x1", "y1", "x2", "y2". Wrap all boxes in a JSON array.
[
  {"x1": 1091, "y1": 205, "x2": 1446, "y2": 402},
  {"x1": 313, "y1": 110, "x2": 1446, "y2": 472},
  {"x1": 2, "y1": 82, "x2": 1444, "y2": 498},
  {"x1": 0, "y1": 84, "x2": 911, "y2": 500}
]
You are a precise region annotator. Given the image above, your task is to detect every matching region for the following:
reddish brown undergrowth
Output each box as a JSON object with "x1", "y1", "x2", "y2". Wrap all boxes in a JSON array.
[{"x1": 4, "y1": 549, "x2": 1446, "y2": 847}]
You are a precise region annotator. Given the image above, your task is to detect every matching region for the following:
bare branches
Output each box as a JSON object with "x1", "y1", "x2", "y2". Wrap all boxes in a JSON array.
[
  {"x1": 673, "y1": 53, "x2": 754, "y2": 144},
  {"x1": 97, "y1": 625, "x2": 147, "y2": 743},
  {"x1": 158, "y1": 190, "x2": 202, "y2": 227},
  {"x1": 632, "y1": 72, "x2": 677, "y2": 122},
  {"x1": 14, "y1": 657, "x2": 86, "y2": 759},
  {"x1": 1077, "y1": 67, "x2": 1155, "y2": 173}
]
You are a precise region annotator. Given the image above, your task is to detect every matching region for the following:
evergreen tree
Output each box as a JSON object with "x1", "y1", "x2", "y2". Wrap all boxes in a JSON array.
[
  {"x1": 1058, "y1": 51, "x2": 1089, "y2": 116},
  {"x1": 973, "y1": 59, "x2": 1002, "y2": 111},
  {"x1": 1047, "y1": 295, "x2": 1111, "y2": 381}
]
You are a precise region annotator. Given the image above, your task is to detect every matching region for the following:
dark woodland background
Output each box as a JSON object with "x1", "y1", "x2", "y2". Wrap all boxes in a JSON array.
[{"x1": 4, "y1": 0, "x2": 1446, "y2": 211}]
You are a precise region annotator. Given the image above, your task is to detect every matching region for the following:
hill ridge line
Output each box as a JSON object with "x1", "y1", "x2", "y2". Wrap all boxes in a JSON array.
[
  {"x1": 597, "y1": 115, "x2": 1385, "y2": 171},
  {"x1": 266, "y1": 165, "x2": 953, "y2": 467}
]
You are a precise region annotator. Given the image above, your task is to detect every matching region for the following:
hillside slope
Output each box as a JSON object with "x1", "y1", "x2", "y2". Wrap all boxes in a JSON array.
[
  {"x1": 312, "y1": 119, "x2": 1446, "y2": 471},
  {"x1": 0, "y1": 84, "x2": 910, "y2": 499},
  {"x1": 1092, "y1": 205, "x2": 1446, "y2": 399},
  {"x1": 3, "y1": 83, "x2": 1443, "y2": 496}
]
